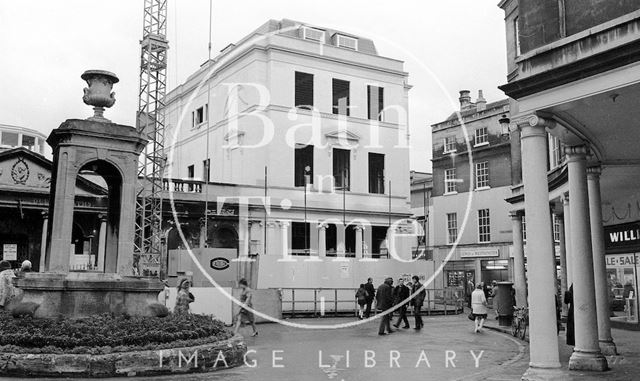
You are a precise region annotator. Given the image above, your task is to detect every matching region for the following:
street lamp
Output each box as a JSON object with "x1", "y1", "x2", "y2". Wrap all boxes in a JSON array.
[{"x1": 499, "y1": 114, "x2": 511, "y2": 138}]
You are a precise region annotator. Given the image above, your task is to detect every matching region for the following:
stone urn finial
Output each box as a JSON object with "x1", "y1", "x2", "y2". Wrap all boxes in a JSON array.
[{"x1": 81, "y1": 70, "x2": 119, "y2": 122}]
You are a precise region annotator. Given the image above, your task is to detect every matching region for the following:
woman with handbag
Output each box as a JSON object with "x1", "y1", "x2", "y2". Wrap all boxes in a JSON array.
[{"x1": 471, "y1": 283, "x2": 488, "y2": 332}]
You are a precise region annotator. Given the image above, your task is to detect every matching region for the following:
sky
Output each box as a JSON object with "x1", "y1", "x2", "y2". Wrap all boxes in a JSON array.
[{"x1": 0, "y1": 0, "x2": 507, "y2": 172}]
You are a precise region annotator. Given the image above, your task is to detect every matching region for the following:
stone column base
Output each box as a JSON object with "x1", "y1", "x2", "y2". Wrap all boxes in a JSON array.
[
  {"x1": 568, "y1": 349, "x2": 608, "y2": 371},
  {"x1": 599, "y1": 340, "x2": 618, "y2": 356},
  {"x1": 521, "y1": 366, "x2": 563, "y2": 381}
]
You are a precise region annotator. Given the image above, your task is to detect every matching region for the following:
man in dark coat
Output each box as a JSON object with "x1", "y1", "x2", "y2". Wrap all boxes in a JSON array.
[
  {"x1": 364, "y1": 277, "x2": 376, "y2": 318},
  {"x1": 392, "y1": 278, "x2": 411, "y2": 329},
  {"x1": 411, "y1": 275, "x2": 426, "y2": 330},
  {"x1": 376, "y1": 277, "x2": 394, "y2": 335}
]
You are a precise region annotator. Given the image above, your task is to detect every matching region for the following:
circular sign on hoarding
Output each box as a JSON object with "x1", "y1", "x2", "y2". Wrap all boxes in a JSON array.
[{"x1": 209, "y1": 257, "x2": 230, "y2": 270}]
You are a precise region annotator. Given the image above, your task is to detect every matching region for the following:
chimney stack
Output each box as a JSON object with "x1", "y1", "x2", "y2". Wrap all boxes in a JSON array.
[
  {"x1": 459, "y1": 90, "x2": 471, "y2": 111},
  {"x1": 476, "y1": 90, "x2": 487, "y2": 111}
]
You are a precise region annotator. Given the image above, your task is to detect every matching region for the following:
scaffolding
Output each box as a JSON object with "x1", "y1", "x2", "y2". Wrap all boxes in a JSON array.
[{"x1": 134, "y1": 0, "x2": 168, "y2": 277}]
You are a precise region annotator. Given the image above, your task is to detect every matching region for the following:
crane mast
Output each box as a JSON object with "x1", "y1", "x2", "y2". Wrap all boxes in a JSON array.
[{"x1": 135, "y1": 0, "x2": 168, "y2": 277}]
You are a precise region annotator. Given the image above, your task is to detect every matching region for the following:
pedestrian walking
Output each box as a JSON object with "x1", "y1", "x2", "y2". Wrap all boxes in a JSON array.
[
  {"x1": 355, "y1": 284, "x2": 368, "y2": 319},
  {"x1": 411, "y1": 275, "x2": 426, "y2": 330},
  {"x1": 234, "y1": 278, "x2": 258, "y2": 337},
  {"x1": 376, "y1": 277, "x2": 394, "y2": 335},
  {"x1": 0, "y1": 260, "x2": 15, "y2": 310},
  {"x1": 564, "y1": 284, "x2": 575, "y2": 346},
  {"x1": 471, "y1": 283, "x2": 488, "y2": 332},
  {"x1": 392, "y1": 278, "x2": 410, "y2": 329},
  {"x1": 364, "y1": 277, "x2": 375, "y2": 318},
  {"x1": 174, "y1": 278, "x2": 194, "y2": 314}
]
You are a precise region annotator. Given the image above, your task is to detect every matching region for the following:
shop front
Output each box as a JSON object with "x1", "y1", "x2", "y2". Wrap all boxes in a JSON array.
[{"x1": 604, "y1": 221, "x2": 640, "y2": 329}]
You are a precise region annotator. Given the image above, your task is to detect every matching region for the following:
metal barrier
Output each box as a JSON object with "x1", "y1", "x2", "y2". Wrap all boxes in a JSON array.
[{"x1": 273, "y1": 287, "x2": 465, "y2": 318}]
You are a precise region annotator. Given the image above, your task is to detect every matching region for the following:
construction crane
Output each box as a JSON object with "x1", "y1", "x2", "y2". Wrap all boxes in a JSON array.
[{"x1": 134, "y1": 0, "x2": 168, "y2": 277}]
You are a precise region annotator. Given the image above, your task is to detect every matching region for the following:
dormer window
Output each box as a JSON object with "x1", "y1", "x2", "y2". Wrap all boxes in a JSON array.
[
  {"x1": 336, "y1": 34, "x2": 358, "y2": 50},
  {"x1": 302, "y1": 27, "x2": 325, "y2": 42}
]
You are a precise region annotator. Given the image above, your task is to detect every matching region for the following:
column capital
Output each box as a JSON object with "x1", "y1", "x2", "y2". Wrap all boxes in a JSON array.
[
  {"x1": 248, "y1": 220, "x2": 263, "y2": 227},
  {"x1": 564, "y1": 144, "x2": 589, "y2": 159},
  {"x1": 317, "y1": 222, "x2": 328, "y2": 230},
  {"x1": 266, "y1": 221, "x2": 279, "y2": 228},
  {"x1": 561, "y1": 192, "x2": 570, "y2": 205},
  {"x1": 586, "y1": 165, "x2": 602, "y2": 179},
  {"x1": 509, "y1": 210, "x2": 523, "y2": 220},
  {"x1": 514, "y1": 114, "x2": 556, "y2": 133},
  {"x1": 278, "y1": 220, "x2": 290, "y2": 228},
  {"x1": 354, "y1": 225, "x2": 365, "y2": 232},
  {"x1": 41, "y1": 211, "x2": 49, "y2": 219},
  {"x1": 98, "y1": 213, "x2": 107, "y2": 222}
]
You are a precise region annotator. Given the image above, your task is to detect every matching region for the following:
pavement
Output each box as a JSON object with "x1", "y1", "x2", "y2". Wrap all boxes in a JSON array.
[{"x1": 1, "y1": 313, "x2": 638, "y2": 381}]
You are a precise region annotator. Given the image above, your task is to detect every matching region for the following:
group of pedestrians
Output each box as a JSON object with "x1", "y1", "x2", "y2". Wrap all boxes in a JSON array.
[{"x1": 357, "y1": 276, "x2": 426, "y2": 336}]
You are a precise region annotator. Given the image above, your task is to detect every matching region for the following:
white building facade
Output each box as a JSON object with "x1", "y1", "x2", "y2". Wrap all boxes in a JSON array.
[{"x1": 163, "y1": 19, "x2": 426, "y2": 289}]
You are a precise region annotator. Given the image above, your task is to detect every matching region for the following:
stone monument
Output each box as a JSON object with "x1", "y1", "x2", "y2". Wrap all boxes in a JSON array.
[{"x1": 14, "y1": 70, "x2": 163, "y2": 318}]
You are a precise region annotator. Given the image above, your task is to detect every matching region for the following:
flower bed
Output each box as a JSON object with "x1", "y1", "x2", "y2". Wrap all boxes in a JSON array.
[{"x1": 0, "y1": 310, "x2": 233, "y2": 355}]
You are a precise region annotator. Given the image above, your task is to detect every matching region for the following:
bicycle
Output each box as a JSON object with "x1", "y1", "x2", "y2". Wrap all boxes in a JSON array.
[{"x1": 511, "y1": 306, "x2": 528, "y2": 340}]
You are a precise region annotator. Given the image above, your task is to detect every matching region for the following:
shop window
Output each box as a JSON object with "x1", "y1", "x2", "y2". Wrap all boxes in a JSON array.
[
  {"x1": 606, "y1": 253, "x2": 639, "y2": 324},
  {"x1": 481, "y1": 260, "x2": 509, "y2": 283}
]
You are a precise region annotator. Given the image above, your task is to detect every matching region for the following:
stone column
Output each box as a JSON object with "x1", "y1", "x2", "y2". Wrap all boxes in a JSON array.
[
  {"x1": 355, "y1": 225, "x2": 364, "y2": 259},
  {"x1": 266, "y1": 221, "x2": 279, "y2": 256},
  {"x1": 562, "y1": 193, "x2": 573, "y2": 287},
  {"x1": 587, "y1": 166, "x2": 617, "y2": 355},
  {"x1": 278, "y1": 221, "x2": 294, "y2": 262},
  {"x1": 557, "y1": 213, "x2": 568, "y2": 319},
  {"x1": 510, "y1": 211, "x2": 527, "y2": 307},
  {"x1": 317, "y1": 223, "x2": 327, "y2": 258},
  {"x1": 518, "y1": 116, "x2": 561, "y2": 378},
  {"x1": 565, "y1": 145, "x2": 607, "y2": 371},
  {"x1": 97, "y1": 214, "x2": 107, "y2": 272},
  {"x1": 39, "y1": 212, "x2": 48, "y2": 272}
]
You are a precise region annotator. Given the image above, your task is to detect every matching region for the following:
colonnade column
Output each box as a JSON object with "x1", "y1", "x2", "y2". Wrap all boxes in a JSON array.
[
  {"x1": 39, "y1": 212, "x2": 48, "y2": 272},
  {"x1": 279, "y1": 221, "x2": 293, "y2": 262},
  {"x1": 518, "y1": 115, "x2": 561, "y2": 379},
  {"x1": 96, "y1": 214, "x2": 107, "y2": 272},
  {"x1": 587, "y1": 166, "x2": 617, "y2": 355},
  {"x1": 265, "y1": 221, "x2": 279, "y2": 256},
  {"x1": 355, "y1": 225, "x2": 364, "y2": 259},
  {"x1": 510, "y1": 211, "x2": 527, "y2": 307},
  {"x1": 317, "y1": 223, "x2": 327, "y2": 258},
  {"x1": 565, "y1": 145, "x2": 607, "y2": 371},
  {"x1": 562, "y1": 193, "x2": 573, "y2": 287}
]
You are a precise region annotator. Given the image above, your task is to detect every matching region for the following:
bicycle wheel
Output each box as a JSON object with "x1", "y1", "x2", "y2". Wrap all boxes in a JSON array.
[{"x1": 518, "y1": 321, "x2": 527, "y2": 340}]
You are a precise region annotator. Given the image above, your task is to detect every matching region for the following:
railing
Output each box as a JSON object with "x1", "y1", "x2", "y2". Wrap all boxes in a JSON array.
[
  {"x1": 273, "y1": 287, "x2": 465, "y2": 318},
  {"x1": 162, "y1": 178, "x2": 203, "y2": 193}
]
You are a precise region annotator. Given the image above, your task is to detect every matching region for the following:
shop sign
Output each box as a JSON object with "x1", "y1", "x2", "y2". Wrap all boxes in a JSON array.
[
  {"x1": 2, "y1": 244, "x2": 17, "y2": 261},
  {"x1": 605, "y1": 221, "x2": 640, "y2": 252},
  {"x1": 210, "y1": 257, "x2": 230, "y2": 270},
  {"x1": 606, "y1": 253, "x2": 639, "y2": 268},
  {"x1": 460, "y1": 248, "x2": 499, "y2": 258}
]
